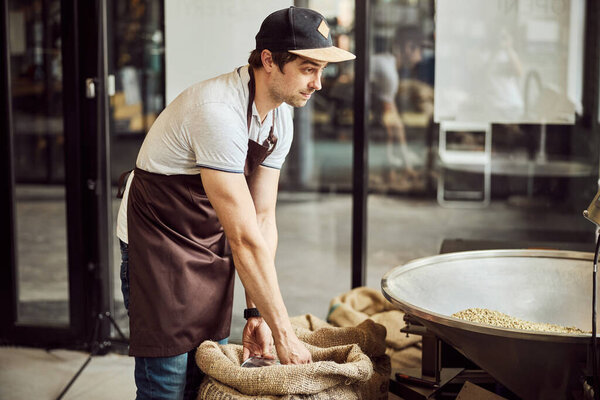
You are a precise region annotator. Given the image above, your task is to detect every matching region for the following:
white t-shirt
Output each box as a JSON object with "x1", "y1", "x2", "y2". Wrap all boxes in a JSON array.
[
  {"x1": 370, "y1": 53, "x2": 399, "y2": 104},
  {"x1": 116, "y1": 65, "x2": 294, "y2": 243}
]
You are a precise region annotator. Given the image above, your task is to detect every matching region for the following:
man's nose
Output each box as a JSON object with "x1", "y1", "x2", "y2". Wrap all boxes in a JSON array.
[
  {"x1": 309, "y1": 80, "x2": 322, "y2": 91},
  {"x1": 309, "y1": 73, "x2": 322, "y2": 91}
]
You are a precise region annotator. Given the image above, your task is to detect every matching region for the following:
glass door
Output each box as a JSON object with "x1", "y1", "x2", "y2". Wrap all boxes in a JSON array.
[
  {"x1": 8, "y1": 0, "x2": 70, "y2": 327},
  {"x1": 1, "y1": 0, "x2": 112, "y2": 346}
]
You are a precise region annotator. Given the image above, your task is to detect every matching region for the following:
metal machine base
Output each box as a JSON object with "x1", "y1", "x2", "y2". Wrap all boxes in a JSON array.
[{"x1": 390, "y1": 367, "x2": 464, "y2": 399}]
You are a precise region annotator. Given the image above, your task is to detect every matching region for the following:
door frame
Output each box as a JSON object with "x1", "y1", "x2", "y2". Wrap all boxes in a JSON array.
[{"x1": 0, "y1": 0, "x2": 113, "y2": 349}]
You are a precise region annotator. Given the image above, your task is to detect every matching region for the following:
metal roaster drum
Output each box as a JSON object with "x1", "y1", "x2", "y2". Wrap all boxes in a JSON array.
[{"x1": 381, "y1": 249, "x2": 597, "y2": 400}]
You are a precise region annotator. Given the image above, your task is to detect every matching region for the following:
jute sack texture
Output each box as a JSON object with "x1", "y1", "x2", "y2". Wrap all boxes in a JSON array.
[
  {"x1": 293, "y1": 317, "x2": 390, "y2": 400},
  {"x1": 196, "y1": 341, "x2": 372, "y2": 400},
  {"x1": 327, "y1": 287, "x2": 422, "y2": 372},
  {"x1": 198, "y1": 376, "x2": 358, "y2": 400},
  {"x1": 328, "y1": 287, "x2": 421, "y2": 351},
  {"x1": 290, "y1": 314, "x2": 332, "y2": 332}
]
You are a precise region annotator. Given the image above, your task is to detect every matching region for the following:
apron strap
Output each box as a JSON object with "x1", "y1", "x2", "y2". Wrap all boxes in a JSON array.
[
  {"x1": 116, "y1": 169, "x2": 133, "y2": 199},
  {"x1": 247, "y1": 67, "x2": 255, "y2": 132},
  {"x1": 247, "y1": 67, "x2": 278, "y2": 155}
]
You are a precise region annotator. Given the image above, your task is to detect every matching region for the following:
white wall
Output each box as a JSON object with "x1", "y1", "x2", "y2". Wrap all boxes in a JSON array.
[{"x1": 165, "y1": 0, "x2": 292, "y2": 104}]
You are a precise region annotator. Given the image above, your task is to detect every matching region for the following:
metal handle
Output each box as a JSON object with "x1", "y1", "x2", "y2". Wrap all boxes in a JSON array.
[{"x1": 85, "y1": 78, "x2": 96, "y2": 98}]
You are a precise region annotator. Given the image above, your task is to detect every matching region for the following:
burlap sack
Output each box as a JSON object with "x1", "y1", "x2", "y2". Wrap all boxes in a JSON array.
[
  {"x1": 294, "y1": 319, "x2": 386, "y2": 359},
  {"x1": 371, "y1": 311, "x2": 420, "y2": 350},
  {"x1": 195, "y1": 341, "x2": 372, "y2": 399},
  {"x1": 328, "y1": 287, "x2": 421, "y2": 350},
  {"x1": 369, "y1": 356, "x2": 392, "y2": 400},
  {"x1": 328, "y1": 287, "x2": 396, "y2": 319},
  {"x1": 387, "y1": 346, "x2": 422, "y2": 370},
  {"x1": 289, "y1": 314, "x2": 332, "y2": 331},
  {"x1": 198, "y1": 377, "x2": 358, "y2": 400},
  {"x1": 327, "y1": 287, "x2": 422, "y2": 373},
  {"x1": 292, "y1": 318, "x2": 390, "y2": 400}
]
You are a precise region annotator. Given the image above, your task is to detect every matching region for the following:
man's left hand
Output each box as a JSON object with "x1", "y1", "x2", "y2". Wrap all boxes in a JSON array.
[{"x1": 242, "y1": 317, "x2": 275, "y2": 361}]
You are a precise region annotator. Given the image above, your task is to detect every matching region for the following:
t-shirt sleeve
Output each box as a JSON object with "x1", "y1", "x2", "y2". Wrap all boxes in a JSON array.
[
  {"x1": 187, "y1": 102, "x2": 248, "y2": 173},
  {"x1": 261, "y1": 105, "x2": 294, "y2": 170}
]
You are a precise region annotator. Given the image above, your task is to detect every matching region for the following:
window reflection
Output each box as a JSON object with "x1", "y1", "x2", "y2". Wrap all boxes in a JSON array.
[
  {"x1": 365, "y1": 0, "x2": 597, "y2": 296},
  {"x1": 110, "y1": 0, "x2": 164, "y2": 136},
  {"x1": 9, "y1": 0, "x2": 69, "y2": 325},
  {"x1": 281, "y1": 1, "x2": 355, "y2": 192},
  {"x1": 369, "y1": 0, "x2": 435, "y2": 194},
  {"x1": 274, "y1": 1, "x2": 356, "y2": 322},
  {"x1": 109, "y1": 0, "x2": 165, "y2": 338},
  {"x1": 10, "y1": 0, "x2": 64, "y2": 183},
  {"x1": 434, "y1": 0, "x2": 583, "y2": 124}
]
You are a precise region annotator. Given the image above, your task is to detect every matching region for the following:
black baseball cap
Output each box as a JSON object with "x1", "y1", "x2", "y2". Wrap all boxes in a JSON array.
[{"x1": 255, "y1": 6, "x2": 355, "y2": 63}]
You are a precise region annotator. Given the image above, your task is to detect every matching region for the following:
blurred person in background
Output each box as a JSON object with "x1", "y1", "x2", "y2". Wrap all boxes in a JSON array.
[{"x1": 370, "y1": 26, "x2": 433, "y2": 189}]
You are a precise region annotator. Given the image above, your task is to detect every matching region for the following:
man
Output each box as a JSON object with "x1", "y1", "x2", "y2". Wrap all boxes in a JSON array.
[{"x1": 115, "y1": 6, "x2": 355, "y2": 400}]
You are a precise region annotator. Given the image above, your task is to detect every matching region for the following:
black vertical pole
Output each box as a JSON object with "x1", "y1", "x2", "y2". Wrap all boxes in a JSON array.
[
  {"x1": 62, "y1": 0, "x2": 81, "y2": 338},
  {"x1": 94, "y1": 0, "x2": 113, "y2": 345},
  {"x1": 0, "y1": 0, "x2": 18, "y2": 336},
  {"x1": 352, "y1": 0, "x2": 369, "y2": 288},
  {"x1": 76, "y1": 0, "x2": 112, "y2": 345}
]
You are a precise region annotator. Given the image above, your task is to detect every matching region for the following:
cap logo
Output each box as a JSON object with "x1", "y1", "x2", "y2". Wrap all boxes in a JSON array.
[{"x1": 317, "y1": 19, "x2": 330, "y2": 39}]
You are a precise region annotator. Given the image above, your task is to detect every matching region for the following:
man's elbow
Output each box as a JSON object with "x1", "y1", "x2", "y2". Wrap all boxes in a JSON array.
[
  {"x1": 256, "y1": 212, "x2": 276, "y2": 231},
  {"x1": 226, "y1": 229, "x2": 262, "y2": 254}
]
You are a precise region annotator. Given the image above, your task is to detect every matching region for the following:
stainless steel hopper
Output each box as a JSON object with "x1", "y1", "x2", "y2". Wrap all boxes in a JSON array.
[{"x1": 381, "y1": 249, "x2": 596, "y2": 400}]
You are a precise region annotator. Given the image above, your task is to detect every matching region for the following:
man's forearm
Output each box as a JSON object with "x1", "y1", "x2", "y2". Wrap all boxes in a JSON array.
[
  {"x1": 231, "y1": 235, "x2": 293, "y2": 340},
  {"x1": 258, "y1": 214, "x2": 278, "y2": 260},
  {"x1": 246, "y1": 214, "x2": 278, "y2": 309}
]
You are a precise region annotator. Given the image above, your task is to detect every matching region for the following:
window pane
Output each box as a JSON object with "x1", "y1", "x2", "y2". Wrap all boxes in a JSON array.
[
  {"x1": 109, "y1": 0, "x2": 166, "y2": 338},
  {"x1": 9, "y1": 0, "x2": 70, "y2": 325},
  {"x1": 275, "y1": 0, "x2": 356, "y2": 323},
  {"x1": 366, "y1": 0, "x2": 597, "y2": 293},
  {"x1": 367, "y1": 0, "x2": 437, "y2": 287},
  {"x1": 434, "y1": 0, "x2": 584, "y2": 124}
]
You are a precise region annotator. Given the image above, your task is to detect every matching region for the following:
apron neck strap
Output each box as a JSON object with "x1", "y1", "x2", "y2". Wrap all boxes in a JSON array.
[
  {"x1": 247, "y1": 67, "x2": 255, "y2": 132},
  {"x1": 247, "y1": 66, "x2": 277, "y2": 148}
]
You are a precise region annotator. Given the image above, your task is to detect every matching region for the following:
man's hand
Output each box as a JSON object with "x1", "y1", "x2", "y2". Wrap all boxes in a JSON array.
[
  {"x1": 242, "y1": 317, "x2": 275, "y2": 361},
  {"x1": 273, "y1": 330, "x2": 312, "y2": 365}
]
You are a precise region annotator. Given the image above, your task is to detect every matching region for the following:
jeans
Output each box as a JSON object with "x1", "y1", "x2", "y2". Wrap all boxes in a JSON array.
[
  {"x1": 119, "y1": 239, "x2": 130, "y2": 311},
  {"x1": 134, "y1": 348, "x2": 200, "y2": 400},
  {"x1": 119, "y1": 240, "x2": 228, "y2": 400}
]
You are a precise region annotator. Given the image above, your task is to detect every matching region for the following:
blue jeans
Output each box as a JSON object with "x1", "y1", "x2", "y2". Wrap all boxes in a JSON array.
[
  {"x1": 119, "y1": 240, "x2": 130, "y2": 311},
  {"x1": 134, "y1": 348, "x2": 200, "y2": 400},
  {"x1": 119, "y1": 240, "x2": 228, "y2": 400}
]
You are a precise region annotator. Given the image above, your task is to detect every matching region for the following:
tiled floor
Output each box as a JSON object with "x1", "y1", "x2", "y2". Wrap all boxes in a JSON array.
[{"x1": 0, "y1": 347, "x2": 135, "y2": 400}]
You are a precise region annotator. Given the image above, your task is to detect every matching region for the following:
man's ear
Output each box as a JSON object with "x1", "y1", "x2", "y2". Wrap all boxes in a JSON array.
[{"x1": 261, "y1": 49, "x2": 274, "y2": 73}]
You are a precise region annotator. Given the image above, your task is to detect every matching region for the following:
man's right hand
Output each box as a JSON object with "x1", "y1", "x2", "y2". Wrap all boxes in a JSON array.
[{"x1": 274, "y1": 331, "x2": 312, "y2": 364}]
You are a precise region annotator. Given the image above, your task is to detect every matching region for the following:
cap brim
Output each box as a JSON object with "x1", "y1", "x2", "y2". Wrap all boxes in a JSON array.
[{"x1": 289, "y1": 46, "x2": 356, "y2": 63}]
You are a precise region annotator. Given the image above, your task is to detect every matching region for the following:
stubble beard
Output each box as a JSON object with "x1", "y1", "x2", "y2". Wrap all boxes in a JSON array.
[
  {"x1": 285, "y1": 97, "x2": 309, "y2": 108},
  {"x1": 269, "y1": 85, "x2": 308, "y2": 108}
]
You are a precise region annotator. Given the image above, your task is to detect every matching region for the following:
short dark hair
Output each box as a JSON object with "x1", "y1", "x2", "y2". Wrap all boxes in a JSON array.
[
  {"x1": 248, "y1": 49, "x2": 298, "y2": 72},
  {"x1": 394, "y1": 26, "x2": 425, "y2": 51}
]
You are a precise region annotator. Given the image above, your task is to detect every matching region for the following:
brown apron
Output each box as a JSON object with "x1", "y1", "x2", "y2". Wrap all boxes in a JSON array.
[{"x1": 126, "y1": 67, "x2": 277, "y2": 357}]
